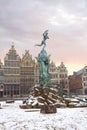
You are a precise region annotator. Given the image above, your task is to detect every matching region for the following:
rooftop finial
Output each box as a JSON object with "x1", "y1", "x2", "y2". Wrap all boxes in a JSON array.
[{"x1": 11, "y1": 42, "x2": 14, "y2": 48}]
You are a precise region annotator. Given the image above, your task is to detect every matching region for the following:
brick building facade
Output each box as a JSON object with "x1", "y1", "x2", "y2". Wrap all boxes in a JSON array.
[{"x1": 69, "y1": 66, "x2": 87, "y2": 95}]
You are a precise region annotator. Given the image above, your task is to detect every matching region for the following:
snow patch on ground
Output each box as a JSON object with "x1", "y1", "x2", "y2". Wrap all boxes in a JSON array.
[{"x1": 0, "y1": 100, "x2": 87, "y2": 130}]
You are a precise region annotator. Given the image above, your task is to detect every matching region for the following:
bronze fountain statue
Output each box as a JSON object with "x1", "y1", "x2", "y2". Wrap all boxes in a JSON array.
[{"x1": 35, "y1": 30, "x2": 50, "y2": 87}]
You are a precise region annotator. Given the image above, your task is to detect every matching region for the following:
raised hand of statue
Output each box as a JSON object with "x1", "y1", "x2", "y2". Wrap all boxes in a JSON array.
[
  {"x1": 35, "y1": 30, "x2": 49, "y2": 49},
  {"x1": 43, "y1": 30, "x2": 49, "y2": 40}
]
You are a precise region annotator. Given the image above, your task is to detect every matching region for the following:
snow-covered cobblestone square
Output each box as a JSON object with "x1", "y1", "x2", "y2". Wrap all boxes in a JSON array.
[{"x1": 0, "y1": 100, "x2": 87, "y2": 130}]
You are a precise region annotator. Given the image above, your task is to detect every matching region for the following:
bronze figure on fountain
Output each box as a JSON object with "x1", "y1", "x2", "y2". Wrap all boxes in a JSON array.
[{"x1": 35, "y1": 30, "x2": 50, "y2": 87}]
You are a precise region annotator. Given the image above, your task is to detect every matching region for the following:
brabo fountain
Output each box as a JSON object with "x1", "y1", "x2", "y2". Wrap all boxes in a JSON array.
[
  {"x1": 35, "y1": 30, "x2": 57, "y2": 113},
  {"x1": 20, "y1": 31, "x2": 57, "y2": 113}
]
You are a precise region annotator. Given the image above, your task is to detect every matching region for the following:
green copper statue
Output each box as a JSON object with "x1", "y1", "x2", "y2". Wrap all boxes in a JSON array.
[
  {"x1": 35, "y1": 30, "x2": 49, "y2": 49},
  {"x1": 35, "y1": 30, "x2": 50, "y2": 87}
]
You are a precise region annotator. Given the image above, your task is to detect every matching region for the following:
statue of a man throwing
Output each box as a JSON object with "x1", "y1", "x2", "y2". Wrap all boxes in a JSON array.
[{"x1": 35, "y1": 30, "x2": 49, "y2": 49}]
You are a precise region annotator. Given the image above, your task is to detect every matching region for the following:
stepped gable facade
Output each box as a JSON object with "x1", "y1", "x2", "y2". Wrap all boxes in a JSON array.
[
  {"x1": 20, "y1": 50, "x2": 36, "y2": 96},
  {"x1": 3, "y1": 44, "x2": 21, "y2": 97},
  {"x1": 58, "y1": 62, "x2": 69, "y2": 93}
]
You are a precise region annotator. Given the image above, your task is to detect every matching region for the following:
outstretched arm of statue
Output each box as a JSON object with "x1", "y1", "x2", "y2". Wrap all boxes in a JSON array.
[{"x1": 35, "y1": 41, "x2": 43, "y2": 47}]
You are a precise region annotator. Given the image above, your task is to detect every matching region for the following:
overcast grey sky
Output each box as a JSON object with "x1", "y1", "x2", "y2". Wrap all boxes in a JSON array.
[{"x1": 0, "y1": 0, "x2": 87, "y2": 74}]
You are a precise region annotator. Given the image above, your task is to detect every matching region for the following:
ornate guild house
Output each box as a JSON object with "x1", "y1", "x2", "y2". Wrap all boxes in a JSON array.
[
  {"x1": 3, "y1": 44, "x2": 21, "y2": 97},
  {"x1": 20, "y1": 50, "x2": 36, "y2": 96}
]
